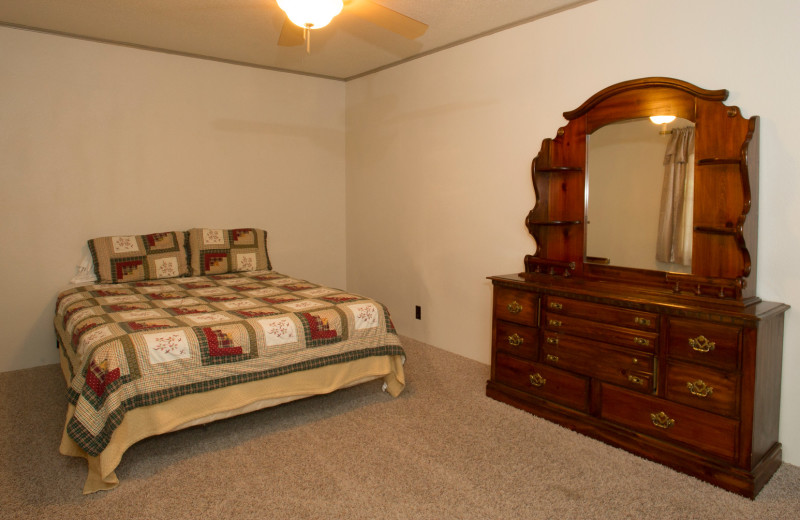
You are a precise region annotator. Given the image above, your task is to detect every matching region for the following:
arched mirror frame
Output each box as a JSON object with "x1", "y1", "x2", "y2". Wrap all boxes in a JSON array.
[{"x1": 524, "y1": 77, "x2": 759, "y2": 304}]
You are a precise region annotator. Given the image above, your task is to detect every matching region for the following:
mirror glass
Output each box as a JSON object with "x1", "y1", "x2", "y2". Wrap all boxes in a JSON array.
[{"x1": 585, "y1": 117, "x2": 695, "y2": 273}]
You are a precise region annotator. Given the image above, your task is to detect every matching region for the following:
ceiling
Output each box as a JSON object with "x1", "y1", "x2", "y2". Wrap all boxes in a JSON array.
[{"x1": 0, "y1": 0, "x2": 590, "y2": 80}]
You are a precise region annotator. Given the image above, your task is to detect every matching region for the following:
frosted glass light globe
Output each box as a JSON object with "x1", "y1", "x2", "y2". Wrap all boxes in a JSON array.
[
  {"x1": 277, "y1": 0, "x2": 344, "y2": 29},
  {"x1": 649, "y1": 115, "x2": 677, "y2": 125}
]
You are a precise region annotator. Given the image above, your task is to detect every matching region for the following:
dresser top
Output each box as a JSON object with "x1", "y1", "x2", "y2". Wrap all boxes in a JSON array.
[{"x1": 490, "y1": 273, "x2": 788, "y2": 326}]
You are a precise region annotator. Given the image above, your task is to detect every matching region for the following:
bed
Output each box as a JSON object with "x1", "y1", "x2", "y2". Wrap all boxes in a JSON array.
[{"x1": 54, "y1": 228, "x2": 406, "y2": 494}]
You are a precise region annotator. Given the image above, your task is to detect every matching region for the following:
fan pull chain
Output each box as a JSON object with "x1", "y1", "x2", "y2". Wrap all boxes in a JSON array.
[{"x1": 304, "y1": 24, "x2": 312, "y2": 54}]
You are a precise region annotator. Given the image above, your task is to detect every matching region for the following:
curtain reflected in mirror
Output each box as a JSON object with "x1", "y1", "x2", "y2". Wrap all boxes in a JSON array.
[
  {"x1": 586, "y1": 118, "x2": 695, "y2": 273},
  {"x1": 656, "y1": 126, "x2": 695, "y2": 266}
]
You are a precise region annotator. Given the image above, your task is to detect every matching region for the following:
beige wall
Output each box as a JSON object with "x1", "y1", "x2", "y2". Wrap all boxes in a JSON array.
[
  {"x1": 0, "y1": 26, "x2": 346, "y2": 372},
  {"x1": 346, "y1": 0, "x2": 800, "y2": 464}
]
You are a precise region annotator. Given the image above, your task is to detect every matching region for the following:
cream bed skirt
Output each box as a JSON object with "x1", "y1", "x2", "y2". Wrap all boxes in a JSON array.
[{"x1": 59, "y1": 349, "x2": 405, "y2": 494}]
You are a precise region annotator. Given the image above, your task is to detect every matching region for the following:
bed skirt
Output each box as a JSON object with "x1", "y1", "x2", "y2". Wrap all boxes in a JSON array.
[{"x1": 58, "y1": 347, "x2": 405, "y2": 494}]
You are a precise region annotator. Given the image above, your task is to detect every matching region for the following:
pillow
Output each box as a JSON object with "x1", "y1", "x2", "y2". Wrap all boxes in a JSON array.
[
  {"x1": 88, "y1": 231, "x2": 189, "y2": 283},
  {"x1": 187, "y1": 228, "x2": 272, "y2": 275}
]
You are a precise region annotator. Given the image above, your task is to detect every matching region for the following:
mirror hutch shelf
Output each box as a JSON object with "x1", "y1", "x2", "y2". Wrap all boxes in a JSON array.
[{"x1": 487, "y1": 77, "x2": 787, "y2": 498}]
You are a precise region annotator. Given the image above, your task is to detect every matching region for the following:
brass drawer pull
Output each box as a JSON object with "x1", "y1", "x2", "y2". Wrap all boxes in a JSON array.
[
  {"x1": 633, "y1": 337, "x2": 650, "y2": 347},
  {"x1": 546, "y1": 354, "x2": 559, "y2": 363},
  {"x1": 687, "y1": 380, "x2": 714, "y2": 398},
  {"x1": 549, "y1": 301, "x2": 563, "y2": 310},
  {"x1": 650, "y1": 411, "x2": 675, "y2": 429},
  {"x1": 507, "y1": 301, "x2": 523, "y2": 314},
  {"x1": 548, "y1": 319, "x2": 562, "y2": 327},
  {"x1": 688, "y1": 335, "x2": 715, "y2": 353},
  {"x1": 627, "y1": 374, "x2": 644, "y2": 386},
  {"x1": 507, "y1": 333, "x2": 524, "y2": 347},
  {"x1": 546, "y1": 337, "x2": 559, "y2": 345},
  {"x1": 634, "y1": 317, "x2": 652, "y2": 327},
  {"x1": 529, "y1": 373, "x2": 546, "y2": 387}
]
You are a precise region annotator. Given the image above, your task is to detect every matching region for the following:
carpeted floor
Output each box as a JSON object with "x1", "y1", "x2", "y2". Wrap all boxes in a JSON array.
[{"x1": 1, "y1": 336, "x2": 798, "y2": 519}]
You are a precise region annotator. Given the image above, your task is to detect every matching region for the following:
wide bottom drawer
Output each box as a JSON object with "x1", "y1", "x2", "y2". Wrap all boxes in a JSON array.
[
  {"x1": 600, "y1": 383, "x2": 739, "y2": 461},
  {"x1": 494, "y1": 352, "x2": 589, "y2": 412}
]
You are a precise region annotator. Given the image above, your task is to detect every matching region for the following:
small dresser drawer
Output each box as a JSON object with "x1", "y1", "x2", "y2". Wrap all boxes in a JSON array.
[
  {"x1": 664, "y1": 361, "x2": 739, "y2": 418},
  {"x1": 495, "y1": 352, "x2": 589, "y2": 412},
  {"x1": 600, "y1": 383, "x2": 738, "y2": 461},
  {"x1": 494, "y1": 287, "x2": 540, "y2": 326},
  {"x1": 542, "y1": 332, "x2": 655, "y2": 393},
  {"x1": 545, "y1": 296, "x2": 658, "y2": 332},
  {"x1": 543, "y1": 312, "x2": 657, "y2": 352},
  {"x1": 667, "y1": 318, "x2": 741, "y2": 371},
  {"x1": 495, "y1": 319, "x2": 539, "y2": 360}
]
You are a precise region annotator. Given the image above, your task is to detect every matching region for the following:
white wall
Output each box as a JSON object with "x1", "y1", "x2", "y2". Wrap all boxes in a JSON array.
[
  {"x1": 0, "y1": 26, "x2": 346, "y2": 372},
  {"x1": 346, "y1": 0, "x2": 800, "y2": 465}
]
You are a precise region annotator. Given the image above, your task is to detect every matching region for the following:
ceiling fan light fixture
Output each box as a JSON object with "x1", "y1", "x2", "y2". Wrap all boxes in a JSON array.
[
  {"x1": 649, "y1": 115, "x2": 676, "y2": 125},
  {"x1": 277, "y1": 0, "x2": 344, "y2": 30}
]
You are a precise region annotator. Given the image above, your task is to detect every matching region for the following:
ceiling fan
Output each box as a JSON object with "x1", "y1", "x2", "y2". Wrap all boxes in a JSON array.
[{"x1": 276, "y1": 0, "x2": 428, "y2": 52}]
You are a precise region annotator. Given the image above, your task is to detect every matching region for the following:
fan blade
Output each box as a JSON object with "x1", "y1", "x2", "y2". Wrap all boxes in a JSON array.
[
  {"x1": 278, "y1": 17, "x2": 305, "y2": 46},
  {"x1": 346, "y1": 0, "x2": 428, "y2": 39}
]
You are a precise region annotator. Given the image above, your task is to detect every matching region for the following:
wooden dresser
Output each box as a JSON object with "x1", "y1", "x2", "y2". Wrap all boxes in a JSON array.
[
  {"x1": 486, "y1": 78, "x2": 787, "y2": 498},
  {"x1": 488, "y1": 274, "x2": 787, "y2": 498}
]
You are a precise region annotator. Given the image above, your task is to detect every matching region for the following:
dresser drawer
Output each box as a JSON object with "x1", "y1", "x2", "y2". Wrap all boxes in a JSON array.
[
  {"x1": 664, "y1": 361, "x2": 739, "y2": 418},
  {"x1": 494, "y1": 287, "x2": 540, "y2": 326},
  {"x1": 495, "y1": 352, "x2": 589, "y2": 412},
  {"x1": 600, "y1": 383, "x2": 738, "y2": 461},
  {"x1": 667, "y1": 318, "x2": 741, "y2": 371},
  {"x1": 542, "y1": 332, "x2": 655, "y2": 393},
  {"x1": 494, "y1": 319, "x2": 539, "y2": 360},
  {"x1": 543, "y1": 311, "x2": 657, "y2": 352},
  {"x1": 545, "y1": 296, "x2": 658, "y2": 332}
]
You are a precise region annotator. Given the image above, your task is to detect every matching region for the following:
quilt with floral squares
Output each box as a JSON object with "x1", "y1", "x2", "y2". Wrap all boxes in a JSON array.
[{"x1": 54, "y1": 271, "x2": 404, "y2": 457}]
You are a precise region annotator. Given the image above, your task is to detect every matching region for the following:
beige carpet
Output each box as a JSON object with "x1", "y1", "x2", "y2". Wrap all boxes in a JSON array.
[{"x1": 1, "y1": 336, "x2": 798, "y2": 519}]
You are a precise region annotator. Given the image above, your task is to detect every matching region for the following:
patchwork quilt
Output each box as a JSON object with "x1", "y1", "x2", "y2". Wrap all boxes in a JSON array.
[{"x1": 55, "y1": 271, "x2": 404, "y2": 457}]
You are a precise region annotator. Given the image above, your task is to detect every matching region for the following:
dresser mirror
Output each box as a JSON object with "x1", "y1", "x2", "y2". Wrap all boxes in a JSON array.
[
  {"x1": 585, "y1": 116, "x2": 695, "y2": 274},
  {"x1": 524, "y1": 77, "x2": 758, "y2": 302}
]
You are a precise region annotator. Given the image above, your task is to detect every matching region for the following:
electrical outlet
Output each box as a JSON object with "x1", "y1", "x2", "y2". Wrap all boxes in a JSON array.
[{"x1": 415, "y1": 305, "x2": 421, "y2": 320}]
